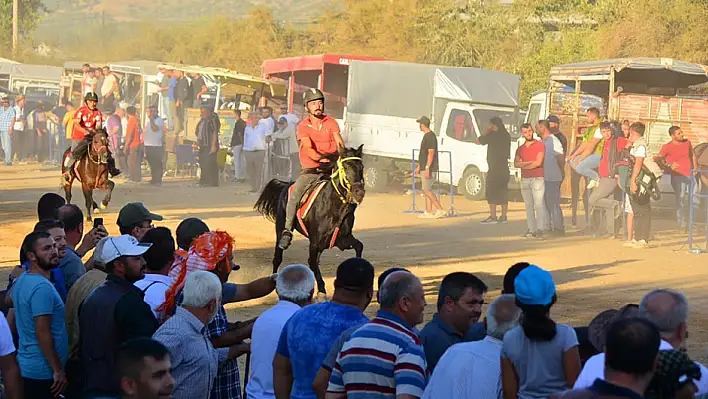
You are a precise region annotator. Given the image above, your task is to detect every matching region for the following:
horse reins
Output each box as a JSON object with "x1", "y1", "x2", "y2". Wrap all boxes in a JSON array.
[
  {"x1": 331, "y1": 156, "x2": 362, "y2": 204},
  {"x1": 86, "y1": 141, "x2": 109, "y2": 189}
]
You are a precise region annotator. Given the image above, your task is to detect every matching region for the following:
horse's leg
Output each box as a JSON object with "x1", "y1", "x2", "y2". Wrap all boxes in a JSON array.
[
  {"x1": 272, "y1": 211, "x2": 286, "y2": 274},
  {"x1": 102, "y1": 179, "x2": 115, "y2": 209},
  {"x1": 64, "y1": 180, "x2": 73, "y2": 204},
  {"x1": 335, "y1": 235, "x2": 364, "y2": 258},
  {"x1": 82, "y1": 184, "x2": 94, "y2": 222},
  {"x1": 308, "y1": 243, "x2": 326, "y2": 297}
]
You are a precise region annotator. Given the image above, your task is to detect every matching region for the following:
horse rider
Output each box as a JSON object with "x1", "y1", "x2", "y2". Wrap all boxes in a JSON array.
[
  {"x1": 63, "y1": 92, "x2": 121, "y2": 183},
  {"x1": 278, "y1": 88, "x2": 344, "y2": 250}
]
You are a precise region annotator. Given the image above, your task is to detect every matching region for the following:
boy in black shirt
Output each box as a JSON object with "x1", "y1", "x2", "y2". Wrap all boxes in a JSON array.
[{"x1": 415, "y1": 116, "x2": 445, "y2": 218}]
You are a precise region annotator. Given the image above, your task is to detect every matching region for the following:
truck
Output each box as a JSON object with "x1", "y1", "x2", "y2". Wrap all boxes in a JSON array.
[{"x1": 344, "y1": 60, "x2": 523, "y2": 200}]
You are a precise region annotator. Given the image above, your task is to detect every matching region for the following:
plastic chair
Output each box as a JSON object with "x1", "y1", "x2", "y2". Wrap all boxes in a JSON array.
[{"x1": 174, "y1": 144, "x2": 198, "y2": 177}]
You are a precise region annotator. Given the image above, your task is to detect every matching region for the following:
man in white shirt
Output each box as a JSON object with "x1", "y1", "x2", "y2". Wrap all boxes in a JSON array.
[
  {"x1": 0, "y1": 311, "x2": 22, "y2": 399},
  {"x1": 243, "y1": 111, "x2": 270, "y2": 193},
  {"x1": 422, "y1": 294, "x2": 521, "y2": 399},
  {"x1": 574, "y1": 288, "x2": 708, "y2": 395},
  {"x1": 101, "y1": 66, "x2": 119, "y2": 110},
  {"x1": 143, "y1": 106, "x2": 166, "y2": 186},
  {"x1": 246, "y1": 264, "x2": 315, "y2": 399},
  {"x1": 270, "y1": 116, "x2": 300, "y2": 180},
  {"x1": 12, "y1": 95, "x2": 25, "y2": 162},
  {"x1": 134, "y1": 227, "x2": 175, "y2": 323}
]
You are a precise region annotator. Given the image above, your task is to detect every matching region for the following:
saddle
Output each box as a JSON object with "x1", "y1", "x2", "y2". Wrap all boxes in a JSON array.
[{"x1": 289, "y1": 177, "x2": 328, "y2": 221}]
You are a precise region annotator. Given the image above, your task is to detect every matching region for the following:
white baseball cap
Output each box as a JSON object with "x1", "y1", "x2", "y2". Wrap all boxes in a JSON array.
[{"x1": 101, "y1": 235, "x2": 152, "y2": 264}]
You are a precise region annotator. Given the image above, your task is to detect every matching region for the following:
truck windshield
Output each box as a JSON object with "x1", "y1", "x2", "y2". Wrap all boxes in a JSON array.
[{"x1": 473, "y1": 109, "x2": 520, "y2": 139}]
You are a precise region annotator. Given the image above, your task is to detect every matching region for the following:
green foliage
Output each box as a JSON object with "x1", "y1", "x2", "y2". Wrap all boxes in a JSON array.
[{"x1": 0, "y1": 0, "x2": 47, "y2": 52}]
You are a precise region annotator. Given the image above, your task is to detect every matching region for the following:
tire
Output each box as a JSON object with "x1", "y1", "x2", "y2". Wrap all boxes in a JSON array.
[
  {"x1": 364, "y1": 160, "x2": 389, "y2": 193},
  {"x1": 461, "y1": 167, "x2": 485, "y2": 201}
]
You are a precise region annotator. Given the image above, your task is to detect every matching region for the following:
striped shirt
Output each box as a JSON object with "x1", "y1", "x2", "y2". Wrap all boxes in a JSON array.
[{"x1": 328, "y1": 310, "x2": 428, "y2": 398}]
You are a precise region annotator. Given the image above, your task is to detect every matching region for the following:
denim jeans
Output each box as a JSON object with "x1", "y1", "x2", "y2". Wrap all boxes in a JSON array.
[
  {"x1": 0, "y1": 129, "x2": 11, "y2": 164},
  {"x1": 544, "y1": 180, "x2": 564, "y2": 230},
  {"x1": 671, "y1": 175, "x2": 691, "y2": 228},
  {"x1": 573, "y1": 154, "x2": 601, "y2": 181},
  {"x1": 521, "y1": 177, "x2": 546, "y2": 232}
]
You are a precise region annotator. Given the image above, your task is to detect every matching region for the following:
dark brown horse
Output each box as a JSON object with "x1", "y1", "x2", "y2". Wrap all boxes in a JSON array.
[{"x1": 61, "y1": 129, "x2": 115, "y2": 222}]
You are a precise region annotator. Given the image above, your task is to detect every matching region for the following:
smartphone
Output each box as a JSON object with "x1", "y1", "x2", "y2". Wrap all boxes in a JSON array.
[{"x1": 93, "y1": 218, "x2": 104, "y2": 229}]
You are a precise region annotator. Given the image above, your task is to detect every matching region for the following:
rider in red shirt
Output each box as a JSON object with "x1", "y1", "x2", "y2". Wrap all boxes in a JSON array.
[
  {"x1": 278, "y1": 88, "x2": 344, "y2": 250},
  {"x1": 63, "y1": 92, "x2": 121, "y2": 182}
]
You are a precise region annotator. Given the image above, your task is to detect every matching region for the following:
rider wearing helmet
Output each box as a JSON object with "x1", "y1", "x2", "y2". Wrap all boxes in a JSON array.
[
  {"x1": 278, "y1": 88, "x2": 344, "y2": 250},
  {"x1": 63, "y1": 92, "x2": 121, "y2": 182}
]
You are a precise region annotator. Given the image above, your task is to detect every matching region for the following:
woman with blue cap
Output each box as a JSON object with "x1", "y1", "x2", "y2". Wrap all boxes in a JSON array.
[{"x1": 501, "y1": 265, "x2": 582, "y2": 399}]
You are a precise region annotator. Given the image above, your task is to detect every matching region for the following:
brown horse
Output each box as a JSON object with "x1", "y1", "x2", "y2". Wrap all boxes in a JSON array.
[{"x1": 61, "y1": 129, "x2": 115, "y2": 222}]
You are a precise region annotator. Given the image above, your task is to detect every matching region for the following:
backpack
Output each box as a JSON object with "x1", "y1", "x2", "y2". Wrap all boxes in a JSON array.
[{"x1": 606, "y1": 136, "x2": 631, "y2": 178}]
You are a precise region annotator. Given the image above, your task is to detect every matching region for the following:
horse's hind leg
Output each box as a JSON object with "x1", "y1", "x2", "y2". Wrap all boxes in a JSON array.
[
  {"x1": 272, "y1": 201, "x2": 286, "y2": 274},
  {"x1": 82, "y1": 185, "x2": 94, "y2": 222},
  {"x1": 309, "y1": 244, "x2": 326, "y2": 296},
  {"x1": 63, "y1": 180, "x2": 73, "y2": 204},
  {"x1": 102, "y1": 180, "x2": 115, "y2": 209}
]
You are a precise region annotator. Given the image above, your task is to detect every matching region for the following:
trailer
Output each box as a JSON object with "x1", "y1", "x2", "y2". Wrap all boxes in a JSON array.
[
  {"x1": 546, "y1": 57, "x2": 708, "y2": 200},
  {"x1": 261, "y1": 54, "x2": 385, "y2": 123},
  {"x1": 345, "y1": 60, "x2": 522, "y2": 200},
  {"x1": 108, "y1": 60, "x2": 162, "y2": 125}
]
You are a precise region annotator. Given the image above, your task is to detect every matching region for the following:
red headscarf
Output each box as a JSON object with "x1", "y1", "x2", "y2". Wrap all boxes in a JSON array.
[{"x1": 158, "y1": 231, "x2": 234, "y2": 315}]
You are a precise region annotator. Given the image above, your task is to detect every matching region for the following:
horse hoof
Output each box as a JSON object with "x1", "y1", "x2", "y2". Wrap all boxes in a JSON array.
[
  {"x1": 316, "y1": 292, "x2": 329, "y2": 302},
  {"x1": 94, "y1": 208, "x2": 100, "y2": 214},
  {"x1": 100, "y1": 203, "x2": 107, "y2": 210}
]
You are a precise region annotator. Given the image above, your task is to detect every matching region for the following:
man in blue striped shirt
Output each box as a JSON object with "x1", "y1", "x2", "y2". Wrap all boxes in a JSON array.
[{"x1": 327, "y1": 271, "x2": 428, "y2": 398}]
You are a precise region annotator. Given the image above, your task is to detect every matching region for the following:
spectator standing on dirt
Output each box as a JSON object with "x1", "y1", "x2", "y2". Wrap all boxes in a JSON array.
[
  {"x1": 327, "y1": 271, "x2": 427, "y2": 398},
  {"x1": 415, "y1": 116, "x2": 445, "y2": 219},
  {"x1": 624, "y1": 122, "x2": 652, "y2": 249},
  {"x1": 12, "y1": 231, "x2": 68, "y2": 399},
  {"x1": 0, "y1": 95, "x2": 15, "y2": 165},
  {"x1": 501, "y1": 265, "x2": 581, "y2": 399},
  {"x1": 229, "y1": 109, "x2": 247, "y2": 182},
  {"x1": 101, "y1": 66, "x2": 119, "y2": 111},
  {"x1": 423, "y1": 294, "x2": 521, "y2": 399},
  {"x1": 515, "y1": 124, "x2": 546, "y2": 238},
  {"x1": 271, "y1": 116, "x2": 300, "y2": 180},
  {"x1": 12, "y1": 95, "x2": 26, "y2": 162},
  {"x1": 479, "y1": 117, "x2": 512, "y2": 224},
  {"x1": 539, "y1": 119, "x2": 565, "y2": 235},
  {"x1": 143, "y1": 105, "x2": 166, "y2": 186},
  {"x1": 243, "y1": 111, "x2": 268, "y2": 193},
  {"x1": 654, "y1": 126, "x2": 698, "y2": 231},
  {"x1": 554, "y1": 318, "x2": 660, "y2": 399},
  {"x1": 124, "y1": 106, "x2": 142, "y2": 182},
  {"x1": 273, "y1": 257, "x2": 373, "y2": 399},
  {"x1": 173, "y1": 71, "x2": 189, "y2": 136},
  {"x1": 195, "y1": 106, "x2": 220, "y2": 188},
  {"x1": 420, "y1": 272, "x2": 488, "y2": 372},
  {"x1": 246, "y1": 264, "x2": 315, "y2": 399}
]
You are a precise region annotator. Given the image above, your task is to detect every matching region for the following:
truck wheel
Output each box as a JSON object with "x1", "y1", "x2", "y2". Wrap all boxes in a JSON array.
[
  {"x1": 461, "y1": 167, "x2": 485, "y2": 201},
  {"x1": 364, "y1": 163, "x2": 389, "y2": 193}
]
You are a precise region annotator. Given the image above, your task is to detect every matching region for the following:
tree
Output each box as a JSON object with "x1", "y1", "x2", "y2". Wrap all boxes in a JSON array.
[{"x1": 0, "y1": 0, "x2": 46, "y2": 52}]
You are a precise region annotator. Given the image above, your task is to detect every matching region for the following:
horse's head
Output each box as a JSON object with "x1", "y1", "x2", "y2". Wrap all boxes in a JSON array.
[
  {"x1": 333, "y1": 145, "x2": 365, "y2": 204},
  {"x1": 89, "y1": 128, "x2": 109, "y2": 164}
]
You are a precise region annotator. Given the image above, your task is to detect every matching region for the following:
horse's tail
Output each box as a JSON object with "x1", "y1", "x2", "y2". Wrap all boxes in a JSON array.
[{"x1": 254, "y1": 179, "x2": 289, "y2": 222}]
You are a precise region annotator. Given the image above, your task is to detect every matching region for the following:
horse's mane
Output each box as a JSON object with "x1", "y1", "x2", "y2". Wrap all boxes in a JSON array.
[
  {"x1": 87, "y1": 128, "x2": 108, "y2": 137},
  {"x1": 318, "y1": 148, "x2": 361, "y2": 174}
]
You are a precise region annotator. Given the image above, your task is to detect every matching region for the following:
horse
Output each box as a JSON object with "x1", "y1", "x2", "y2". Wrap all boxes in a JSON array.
[
  {"x1": 61, "y1": 129, "x2": 115, "y2": 222},
  {"x1": 254, "y1": 145, "x2": 366, "y2": 296}
]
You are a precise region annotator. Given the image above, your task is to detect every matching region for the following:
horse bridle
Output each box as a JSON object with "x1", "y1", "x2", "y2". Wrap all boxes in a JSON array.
[
  {"x1": 331, "y1": 156, "x2": 363, "y2": 204},
  {"x1": 88, "y1": 141, "x2": 108, "y2": 165}
]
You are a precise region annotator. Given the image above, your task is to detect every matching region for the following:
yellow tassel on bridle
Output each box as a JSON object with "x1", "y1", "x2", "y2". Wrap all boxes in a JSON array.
[{"x1": 331, "y1": 156, "x2": 362, "y2": 204}]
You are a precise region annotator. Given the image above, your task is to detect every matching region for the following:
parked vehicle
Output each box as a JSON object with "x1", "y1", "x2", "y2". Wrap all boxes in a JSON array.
[{"x1": 343, "y1": 60, "x2": 523, "y2": 200}]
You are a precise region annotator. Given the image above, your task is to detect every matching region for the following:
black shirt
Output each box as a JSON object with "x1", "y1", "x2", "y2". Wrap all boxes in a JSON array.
[
  {"x1": 191, "y1": 76, "x2": 206, "y2": 104},
  {"x1": 230, "y1": 118, "x2": 246, "y2": 147},
  {"x1": 479, "y1": 129, "x2": 511, "y2": 174},
  {"x1": 419, "y1": 131, "x2": 438, "y2": 172}
]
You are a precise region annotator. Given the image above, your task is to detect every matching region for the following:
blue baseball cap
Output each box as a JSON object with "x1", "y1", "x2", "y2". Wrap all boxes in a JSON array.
[{"x1": 514, "y1": 265, "x2": 556, "y2": 306}]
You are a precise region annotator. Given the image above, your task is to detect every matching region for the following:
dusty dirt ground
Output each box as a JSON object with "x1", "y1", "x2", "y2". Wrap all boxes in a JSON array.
[{"x1": 2, "y1": 163, "x2": 708, "y2": 364}]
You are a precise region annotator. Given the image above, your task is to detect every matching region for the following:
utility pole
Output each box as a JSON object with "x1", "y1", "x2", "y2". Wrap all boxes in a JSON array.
[{"x1": 12, "y1": 0, "x2": 19, "y2": 57}]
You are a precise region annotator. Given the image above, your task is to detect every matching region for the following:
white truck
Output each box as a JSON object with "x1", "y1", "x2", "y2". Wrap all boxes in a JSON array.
[{"x1": 343, "y1": 60, "x2": 523, "y2": 200}]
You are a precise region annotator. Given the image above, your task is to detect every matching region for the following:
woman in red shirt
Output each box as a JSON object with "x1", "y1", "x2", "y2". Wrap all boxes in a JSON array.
[{"x1": 515, "y1": 123, "x2": 546, "y2": 238}]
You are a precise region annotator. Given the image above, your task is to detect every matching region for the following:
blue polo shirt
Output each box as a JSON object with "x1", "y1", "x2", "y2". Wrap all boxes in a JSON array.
[
  {"x1": 419, "y1": 313, "x2": 464, "y2": 372},
  {"x1": 276, "y1": 302, "x2": 368, "y2": 399},
  {"x1": 168, "y1": 78, "x2": 177, "y2": 102},
  {"x1": 58, "y1": 247, "x2": 85, "y2": 293}
]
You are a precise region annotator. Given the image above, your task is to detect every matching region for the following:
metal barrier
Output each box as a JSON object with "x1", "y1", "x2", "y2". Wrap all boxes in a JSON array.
[
  {"x1": 260, "y1": 139, "x2": 295, "y2": 191},
  {"x1": 688, "y1": 169, "x2": 708, "y2": 253},
  {"x1": 404, "y1": 149, "x2": 456, "y2": 216}
]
